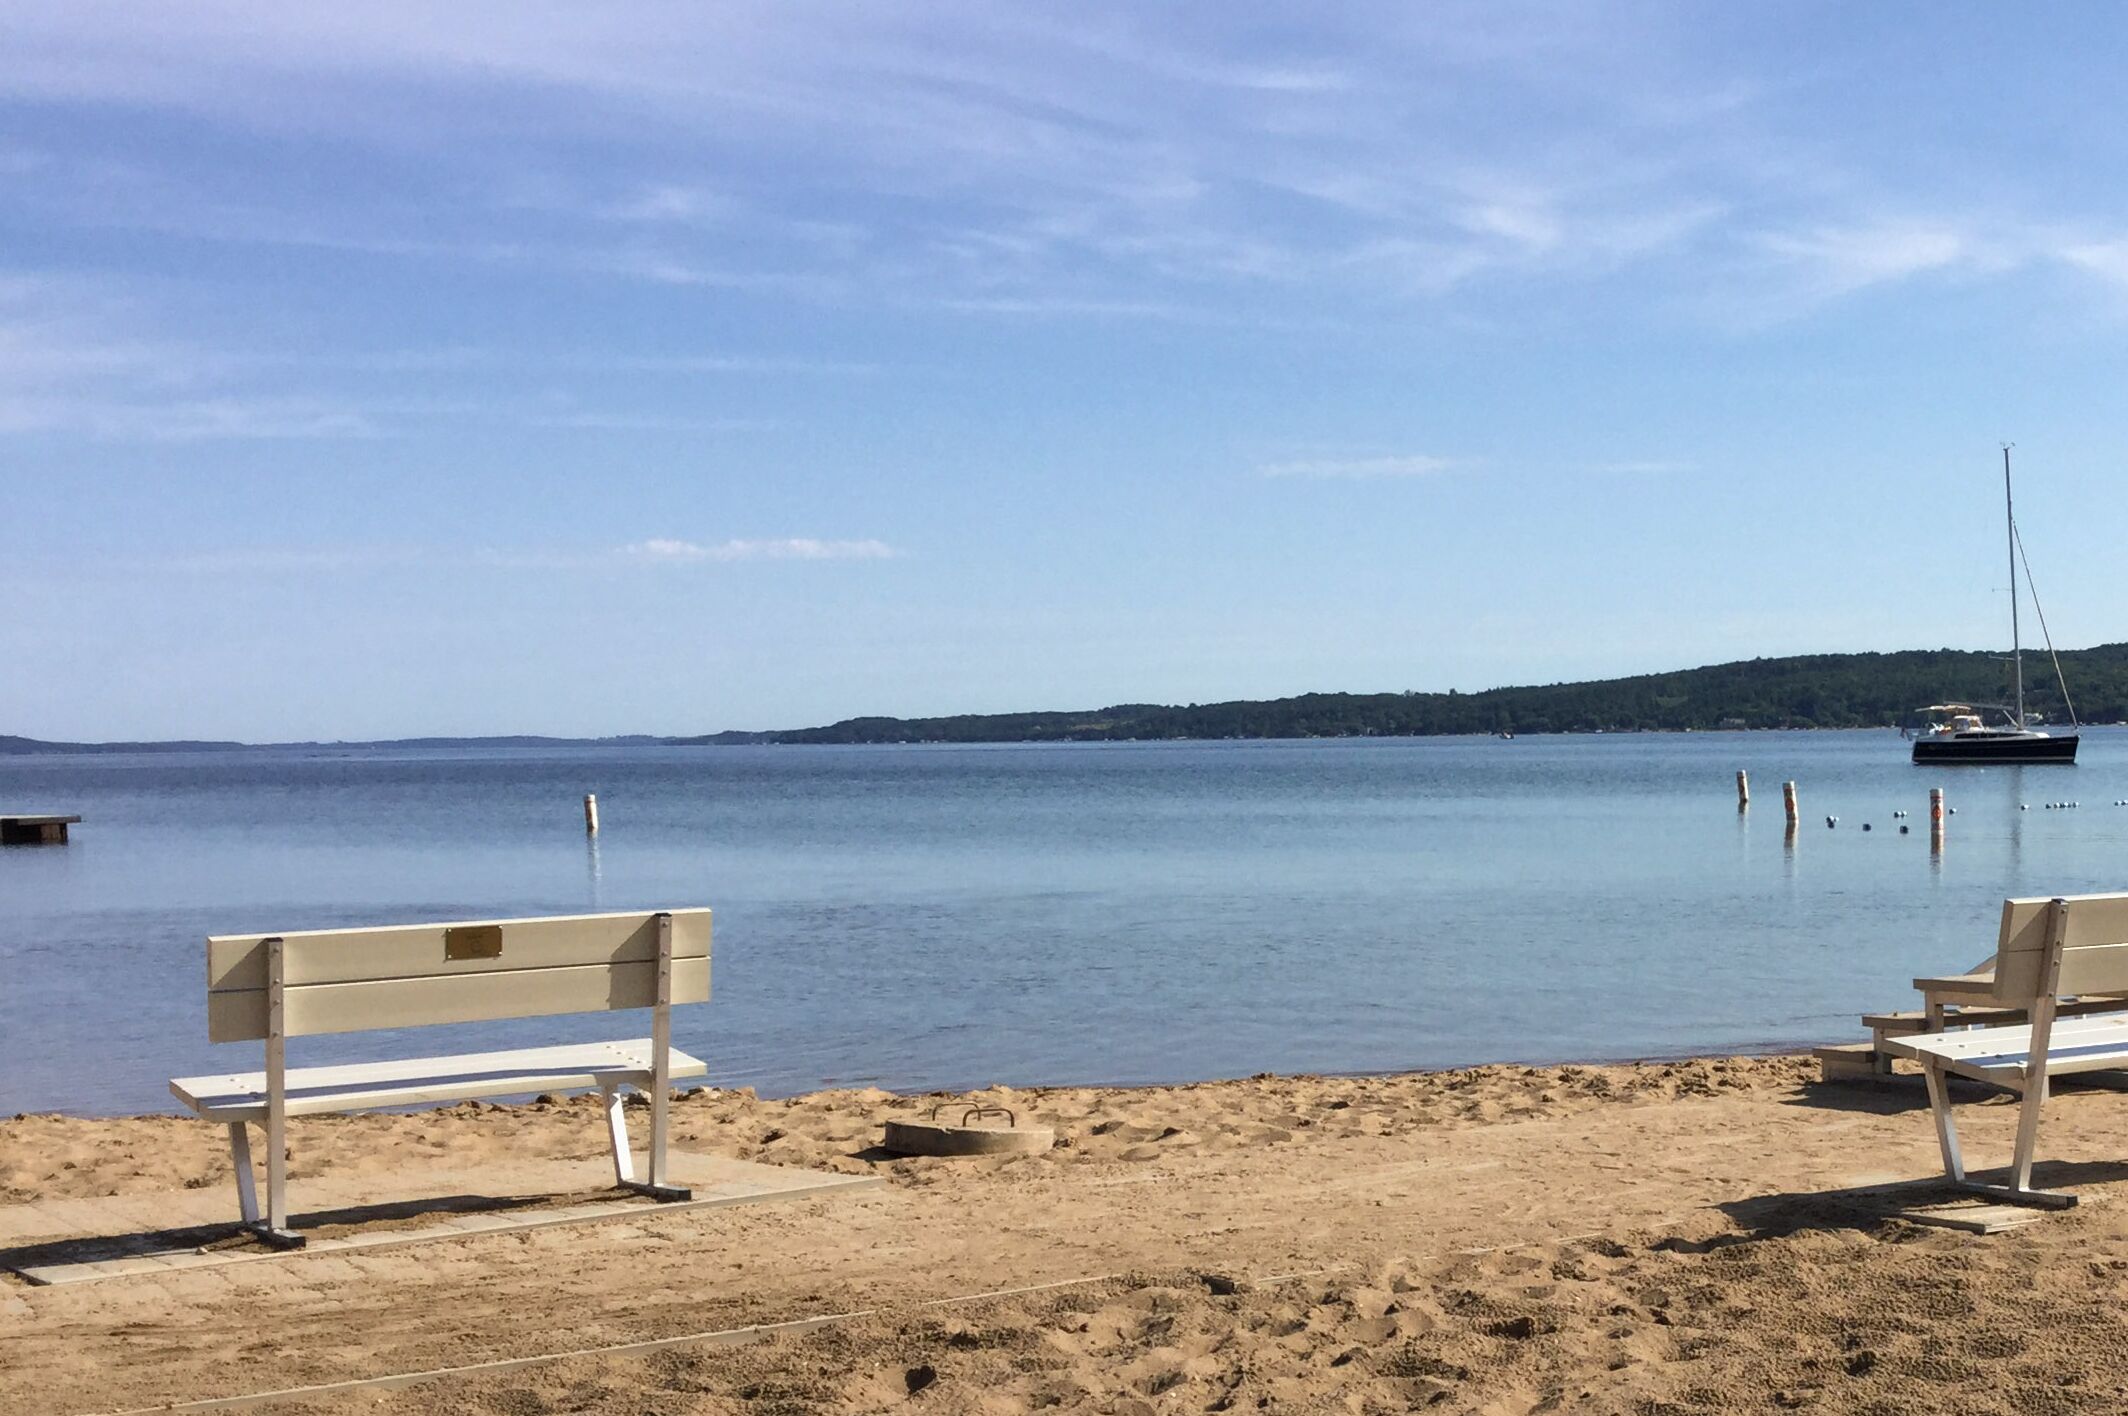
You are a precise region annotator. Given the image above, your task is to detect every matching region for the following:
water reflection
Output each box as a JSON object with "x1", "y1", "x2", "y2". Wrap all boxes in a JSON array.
[{"x1": 2000, "y1": 767, "x2": 2028, "y2": 872}]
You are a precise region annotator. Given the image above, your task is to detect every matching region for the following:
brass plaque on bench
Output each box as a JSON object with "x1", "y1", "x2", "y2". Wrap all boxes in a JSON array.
[{"x1": 444, "y1": 924, "x2": 504, "y2": 960}]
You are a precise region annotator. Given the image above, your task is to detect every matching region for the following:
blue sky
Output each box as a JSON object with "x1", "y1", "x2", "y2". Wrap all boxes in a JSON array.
[{"x1": 7, "y1": 4, "x2": 2128, "y2": 739}]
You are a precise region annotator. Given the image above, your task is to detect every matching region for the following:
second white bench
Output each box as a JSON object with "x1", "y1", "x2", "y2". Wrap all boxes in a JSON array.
[{"x1": 1884, "y1": 893, "x2": 2128, "y2": 1208}]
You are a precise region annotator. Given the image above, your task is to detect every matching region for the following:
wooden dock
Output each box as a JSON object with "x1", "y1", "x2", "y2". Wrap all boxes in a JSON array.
[{"x1": 0, "y1": 814, "x2": 80, "y2": 845}]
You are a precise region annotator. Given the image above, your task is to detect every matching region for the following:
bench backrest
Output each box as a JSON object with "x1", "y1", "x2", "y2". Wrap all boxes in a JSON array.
[
  {"x1": 205, "y1": 909, "x2": 711, "y2": 1043},
  {"x1": 1992, "y1": 894, "x2": 2128, "y2": 1004}
]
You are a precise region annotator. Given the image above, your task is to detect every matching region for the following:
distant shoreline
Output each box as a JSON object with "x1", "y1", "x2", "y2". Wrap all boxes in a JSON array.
[
  {"x1": 8, "y1": 641, "x2": 2121, "y2": 751},
  {"x1": 0, "y1": 725, "x2": 1928, "y2": 756}
]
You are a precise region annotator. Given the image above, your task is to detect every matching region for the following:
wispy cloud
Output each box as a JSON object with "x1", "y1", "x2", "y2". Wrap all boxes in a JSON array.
[
  {"x1": 139, "y1": 538, "x2": 902, "y2": 576},
  {"x1": 98, "y1": 397, "x2": 381, "y2": 442},
  {"x1": 284, "y1": 347, "x2": 877, "y2": 376},
  {"x1": 1754, "y1": 219, "x2": 1982, "y2": 302},
  {"x1": 163, "y1": 546, "x2": 424, "y2": 574},
  {"x1": 19, "y1": 6, "x2": 2128, "y2": 344},
  {"x1": 2057, "y1": 238, "x2": 2128, "y2": 288},
  {"x1": 623, "y1": 537, "x2": 899, "y2": 563},
  {"x1": 0, "y1": 278, "x2": 386, "y2": 440},
  {"x1": 1585, "y1": 458, "x2": 1696, "y2": 475},
  {"x1": 515, "y1": 410, "x2": 770, "y2": 433},
  {"x1": 1258, "y1": 455, "x2": 1459, "y2": 480},
  {"x1": 0, "y1": 277, "x2": 805, "y2": 441},
  {"x1": 0, "y1": 8, "x2": 1838, "y2": 327},
  {"x1": 933, "y1": 295, "x2": 1202, "y2": 320},
  {"x1": 599, "y1": 184, "x2": 737, "y2": 228}
]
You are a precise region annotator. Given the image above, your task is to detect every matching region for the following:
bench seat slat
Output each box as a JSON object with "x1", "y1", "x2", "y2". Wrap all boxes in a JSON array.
[
  {"x1": 1884, "y1": 1012, "x2": 2128, "y2": 1083},
  {"x1": 170, "y1": 1040, "x2": 706, "y2": 1121}
]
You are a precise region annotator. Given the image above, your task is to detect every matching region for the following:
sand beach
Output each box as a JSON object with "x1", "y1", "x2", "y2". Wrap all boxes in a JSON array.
[{"x1": 8, "y1": 1055, "x2": 2128, "y2": 1414}]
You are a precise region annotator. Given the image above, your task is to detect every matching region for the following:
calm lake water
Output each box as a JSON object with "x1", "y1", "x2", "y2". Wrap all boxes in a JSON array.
[{"x1": 6, "y1": 731, "x2": 2128, "y2": 1116}]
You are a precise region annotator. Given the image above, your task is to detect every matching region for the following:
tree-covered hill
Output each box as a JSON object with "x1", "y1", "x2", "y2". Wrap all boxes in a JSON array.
[{"x1": 725, "y1": 644, "x2": 2128, "y2": 744}]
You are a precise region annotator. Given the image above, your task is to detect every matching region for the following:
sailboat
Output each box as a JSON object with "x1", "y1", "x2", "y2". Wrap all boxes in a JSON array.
[{"x1": 1910, "y1": 447, "x2": 2079, "y2": 764}]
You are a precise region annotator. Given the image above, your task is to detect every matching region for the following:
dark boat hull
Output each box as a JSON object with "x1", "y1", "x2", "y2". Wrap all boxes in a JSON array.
[{"x1": 1912, "y1": 733, "x2": 2079, "y2": 764}]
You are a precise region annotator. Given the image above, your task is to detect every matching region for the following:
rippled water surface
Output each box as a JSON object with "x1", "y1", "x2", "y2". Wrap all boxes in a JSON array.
[{"x1": 7, "y1": 731, "x2": 2128, "y2": 1115}]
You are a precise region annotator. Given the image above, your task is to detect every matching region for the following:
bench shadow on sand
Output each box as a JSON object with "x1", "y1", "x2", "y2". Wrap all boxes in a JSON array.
[
  {"x1": 1, "y1": 1190, "x2": 553, "y2": 1277},
  {"x1": 1704, "y1": 1158, "x2": 2128, "y2": 1245}
]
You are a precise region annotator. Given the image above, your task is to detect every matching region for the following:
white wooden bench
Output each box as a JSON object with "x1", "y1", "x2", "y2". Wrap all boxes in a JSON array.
[
  {"x1": 170, "y1": 908, "x2": 710, "y2": 1247},
  {"x1": 1883, "y1": 894, "x2": 2128, "y2": 1209}
]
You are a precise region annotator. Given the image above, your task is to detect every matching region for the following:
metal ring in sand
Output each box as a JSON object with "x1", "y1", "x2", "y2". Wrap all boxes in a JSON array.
[{"x1": 883, "y1": 1103, "x2": 1055, "y2": 1157}]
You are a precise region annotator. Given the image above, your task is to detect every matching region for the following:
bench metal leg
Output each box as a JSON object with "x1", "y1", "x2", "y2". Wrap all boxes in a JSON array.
[
  {"x1": 229, "y1": 1122, "x2": 305, "y2": 1248},
  {"x1": 611, "y1": 912, "x2": 692, "y2": 1203},
  {"x1": 2011, "y1": 1069, "x2": 2050, "y2": 1194},
  {"x1": 603, "y1": 1085, "x2": 636, "y2": 1185},
  {"x1": 604, "y1": 1084, "x2": 691, "y2": 1203},
  {"x1": 1923, "y1": 1062, "x2": 1965, "y2": 1183},
  {"x1": 1979, "y1": 955, "x2": 2077, "y2": 1210},
  {"x1": 252, "y1": 1146, "x2": 306, "y2": 1249},
  {"x1": 228, "y1": 1123, "x2": 260, "y2": 1226},
  {"x1": 1925, "y1": 1062, "x2": 2076, "y2": 1210},
  {"x1": 245, "y1": 937, "x2": 306, "y2": 1249},
  {"x1": 248, "y1": 1224, "x2": 308, "y2": 1249}
]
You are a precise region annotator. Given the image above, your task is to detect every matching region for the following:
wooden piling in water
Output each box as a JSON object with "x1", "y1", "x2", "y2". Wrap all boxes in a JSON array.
[
  {"x1": 1736, "y1": 770, "x2": 1750, "y2": 810},
  {"x1": 583, "y1": 793, "x2": 599, "y2": 836},
  {"x1": 1782, "y1": 781, "x2": 1798, "y2": 827},
  {"x1": 1929, "y1": 787, "x2": 1945, "y2": 846}
]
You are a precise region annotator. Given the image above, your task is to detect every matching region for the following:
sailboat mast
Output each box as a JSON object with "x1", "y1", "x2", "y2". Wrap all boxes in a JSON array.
[{"x1": 2005, "y1": 444, "x2": 2025, "y2": 728}]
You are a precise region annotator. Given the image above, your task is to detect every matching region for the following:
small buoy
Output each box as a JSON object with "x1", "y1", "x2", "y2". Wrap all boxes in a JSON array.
[
  {"x1": 2021, "y1": 804, "x2": 2029, "y2": 810},
  {"x1": 1900, "y1": 824, "x2": 1910, "y2": 834},
  {"x1": 1947, "y1": 807, "x2": 1957, "y2": 815},
  {"x1": 1825, "y1": 816, "x2": 1837, "y2": 828},
  {"x1": 1862, "y1": 823, "x2": 1872, "y2": 832}
]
